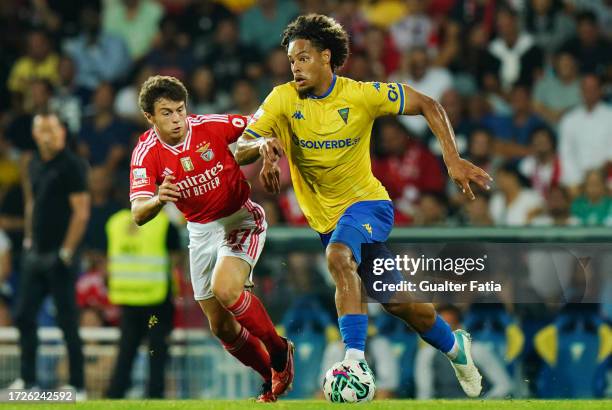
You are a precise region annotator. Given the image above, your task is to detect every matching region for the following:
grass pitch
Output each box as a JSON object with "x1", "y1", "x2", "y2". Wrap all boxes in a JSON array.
[{"x1": 1, "y1": 399, "x2": 610, "y2": 410}]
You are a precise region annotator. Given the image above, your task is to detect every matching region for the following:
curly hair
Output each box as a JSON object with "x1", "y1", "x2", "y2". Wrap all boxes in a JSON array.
[
  {"x1": 138, "y1": 75, "x2": 189, "y2": 114},
  {"x1": 281, "y1": 14, "x2": 349, "y2": 72}
]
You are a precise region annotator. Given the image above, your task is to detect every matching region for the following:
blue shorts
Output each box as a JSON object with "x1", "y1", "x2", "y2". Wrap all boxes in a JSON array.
[{"x1": 319, "y1": 200, "x2": 394, "y2": 265}]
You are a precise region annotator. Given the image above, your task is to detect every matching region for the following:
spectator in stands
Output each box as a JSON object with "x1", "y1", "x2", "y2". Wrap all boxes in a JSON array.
[
  {"x1": 188, "y1": 66, "x2": 231, "y2": 115},
  {"x1": 114, "y1": 65, "x2": 155, "y2": 126},
  {"x1": 462, "y1": 192, "x2": 494, "y2": 226},
  {"x1": 105, "y1": 205, "x2": 179, "y2": 398},
  {"x1": 361, "y1": 26, "x2": 400, "y2": 79},
  {"x1": 0, "y1": 293, "x2": 11, "y2": 327},
  {"x1": 6, "y1": 79, "x2": 53, "y2": 153},
  {"x1": 331, "y1": 0, "x2": 370, "y2": 50},
  {"x1": 453, "y1": 23, "x2": 500, "y2": 95},
  {"x1": 518, "y1": 126, "x2": 561, "y2": 199},
  {"x1": 240, "y1": 0, "x2": 299, "y2": 55},
  {"x1": 78, "y1": 83, "x2": 133, "y2": 172},
  {"x1": 390, "y1": 0, "x2": 434, "y2": 53},
  {"x1": 372, "y1": 118, "x2": 446, "y2": 225},
  {"x1": 7, "y1": 29, "x2": 59, "y2": 96},
  {"x1": 178, "y1": 0, "x2": 233, "y2": 61},
  {"x1": 12, "y1": 112, "x2": 89, "y2": 397},
  {"x1": 50, "y1": 56, "x2": 87, "y2": 135},
  {"x1": 560, "y1": 10, "x2": 612, "y2": 75},
  {"x1": 342, "y1": 51, "x2": 376, "y2": 82},
  {"x1": 102, "y1": 0, "x2": 164, "y2": 60},
  {"x1": 487, "y1": 84, "x2": 546, "y2": 158},
  {"x1": 144, "y1": 16, "x2": 195, "y2": 82},
  {"x1": 257, "y1": 46, "x2": 292, "y2": 99},
  {"x1": 559, "y1": 74, "x2": 612, "y2": 195},
  {"x1": 201, "y1": 17, "x2": 261, "y2": 93},
  {"x1": 490, "y1": 162, "x2": 544, "y2": 226},
  {"x1": 84, "y1": 166, "x2": 121, "y2": 254},
  {"x1": 488, "y1": 6, "x2": 543, "y2": 90},
  {"x1": 451, "y1": 0, "x2": 497, "y2": 36},
  {"x1": 570, "y1": 169, "x2": 612, "y2": 226},
  {"x1": 390, "y1": 47, "x2": 453, "y2": 137},
  {"x1": 63, "y1": 0, "x2": 131, "y2": 91},
  {"x1": 414, "y1": 192, "x2": 451, "y2": 227},
  {"x1": 230, "y1": 79, "x2": 260, "y2": 115},
  {"x1": 532, "y1": 51, "x2": 582, "y2": 125},
  {"x1": 524, "y1": 0, "x2": 576, "y2": 54},
  {"x1": 531, "y1": 185, "x2": 579, "y2": 226}
]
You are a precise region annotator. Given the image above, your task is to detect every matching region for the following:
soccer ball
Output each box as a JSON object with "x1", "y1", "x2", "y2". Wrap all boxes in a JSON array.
[{"x1": 322, "y1": 359, "x2": 376, "y2": 403}]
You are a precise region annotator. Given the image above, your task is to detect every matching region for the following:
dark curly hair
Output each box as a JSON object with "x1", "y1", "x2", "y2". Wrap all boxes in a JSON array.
[
  {"x1": 281, "y1": 14, "x2": 349, "y2": 72},
  {"x1": 138, "y1": 75, "x2": 188, "y2": 115}
]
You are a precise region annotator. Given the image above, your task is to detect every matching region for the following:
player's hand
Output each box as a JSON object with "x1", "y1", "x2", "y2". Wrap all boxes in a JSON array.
[
  {"x1": 260, "y1": 159, "x2": 281, "y2": 194},
  {"x1": 258, "y1": 138, "x2": 284, "y2": 163},
  {"x1": 158, "y1": 175, "x2": 181, "y2": 203},
  {"x1": 447, "y1": 157, "x2": 492, "y2": 201}
]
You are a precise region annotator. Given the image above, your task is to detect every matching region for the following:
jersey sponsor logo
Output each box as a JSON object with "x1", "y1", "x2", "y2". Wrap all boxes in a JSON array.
[
  {"x1": 133, "y1": 168, "x2": 147, "y2": 179},
  {"x1": 338, "y1": 107, "x2": 349, "y2": 124},
  {"x1": 175, "y1": 162, "x2": 224, "y2": 199},
  {"x1": 196, "y1": 142, "x2": 214, "y2": 162},
  {"x1": 291, "y1": 134, "x2": 360, "y2": 150},
  {"x1": 292, "y1": 110, "x2": 305, "y2": 120},
  {"x1": 132, "y1": 177, "x2": 150, "y2": 188},
  {"x1": 180, "y1": 157, "x2": 194, "y2": 172}
]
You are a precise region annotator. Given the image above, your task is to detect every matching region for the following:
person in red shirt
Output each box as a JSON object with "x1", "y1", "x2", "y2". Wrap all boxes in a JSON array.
[
  {"x1": 129, "y1": 76, "x2": 293, "y2": 402},
  {"x1": 372, "y1": 118, "x2": 446, "y2": 224}
]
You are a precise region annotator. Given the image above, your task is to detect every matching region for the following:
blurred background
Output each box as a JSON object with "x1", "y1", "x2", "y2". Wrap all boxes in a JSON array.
[{"x1": 0, "y1": 0, "x2": 610, "y2": 401}]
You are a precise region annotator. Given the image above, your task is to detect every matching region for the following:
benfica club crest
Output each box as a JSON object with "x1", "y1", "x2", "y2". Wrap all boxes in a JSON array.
[
  {"x1": 196, "y1": 142, "x2": 214, "y2": 162},
  {"x1": 180, "y1": 156, "x2": 194, "y2": 171}
]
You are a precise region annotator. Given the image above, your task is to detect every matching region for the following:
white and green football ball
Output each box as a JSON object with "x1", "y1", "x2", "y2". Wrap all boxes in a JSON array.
[{"x1": 323, "y1": 359, "x2": 376, "y2": 403}]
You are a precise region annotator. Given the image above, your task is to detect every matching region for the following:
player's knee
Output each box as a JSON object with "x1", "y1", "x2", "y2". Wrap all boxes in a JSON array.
[
  {"x1": 211, "y1": 280, "x2": 242, "y2": 308},
  {"x1": 326, "y1": 244, "x2": 356, "y2": 282},
  {"x1": 382, "y1": 302, "x2": 408, "y2": 318}
]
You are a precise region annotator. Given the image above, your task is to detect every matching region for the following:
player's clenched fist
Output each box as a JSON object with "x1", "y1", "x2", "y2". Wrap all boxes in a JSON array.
[
  {"x1": 158, "y1": 175, "x2": 181, "y2": 203},
  {"x1": 258, "y1": 138, "x2": 284, "y2": 163},
  {"x1": 260, "y1": 159, "x2": 281, "y2": 194}
]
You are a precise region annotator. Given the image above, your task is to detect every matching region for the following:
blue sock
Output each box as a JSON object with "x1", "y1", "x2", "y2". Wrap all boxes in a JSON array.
[
  {"x1": 338, "y1": 314, "x2": 368, "y2": 352},
  {"x1": 420, "y1": 315, "x2": 456, "y2": 353}
]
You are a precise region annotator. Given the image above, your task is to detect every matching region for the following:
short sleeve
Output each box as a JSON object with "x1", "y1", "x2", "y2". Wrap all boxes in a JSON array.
[
  {"x1": 224, "y1": 114, "x2": 250, "y2": 144},
  {"x1": 243, "y1": 87, "x2": 283, "y2": 139},
  {"x1": 65, "y1": 156, "x2": 88, "y2": 194},
  {"x1": 361, "y1": 81, "x2": 405, "y2": 118},
  {"x1": 129, "y1": 148, "x2": 157, "y2": 202}
]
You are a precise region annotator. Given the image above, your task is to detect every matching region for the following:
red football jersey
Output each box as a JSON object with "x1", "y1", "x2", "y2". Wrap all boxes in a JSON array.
[{"x1": 129, "y1": 114, "x2": 251, "y2": 223}]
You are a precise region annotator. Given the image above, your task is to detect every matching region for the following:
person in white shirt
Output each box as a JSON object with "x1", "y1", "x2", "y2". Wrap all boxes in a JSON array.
[
  {"x1": 559, "y1": 74, "x2": 612, "y2": 196},
  {"x1": 490, "y1": 162, "x2": 544, "y2": 226},
  {"x1": 389, "y1": 47, "x2": 453, "y2": 137}
]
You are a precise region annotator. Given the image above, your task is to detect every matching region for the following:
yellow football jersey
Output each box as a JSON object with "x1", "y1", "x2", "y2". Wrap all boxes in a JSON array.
[{"x1": 244, "y1": 75, "x2": 405, "y2": 233}]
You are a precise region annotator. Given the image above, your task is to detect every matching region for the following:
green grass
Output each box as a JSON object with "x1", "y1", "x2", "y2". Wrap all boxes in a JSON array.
[{"x1": 1, "y1": 400, "x2": 610, "y2": 410}]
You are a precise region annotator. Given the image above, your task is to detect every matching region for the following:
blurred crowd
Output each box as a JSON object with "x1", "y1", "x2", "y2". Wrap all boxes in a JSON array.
[{"x1": 0, "y1": 0, "x2": 610, "y2": 398}]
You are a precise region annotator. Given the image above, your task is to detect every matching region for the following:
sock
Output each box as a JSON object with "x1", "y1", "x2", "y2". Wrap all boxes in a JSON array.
[
  {"x1": 420, "y1": 315, "x2": 457, "y2": 357},
  {"x1": 222, "y1": 326, "x2": 272, "y2": 382},
  {"x1": 338, "y1": 314, "x2": 368, "y2": 359},
  {"x1": 227, "y1": 291, "x2": 287, "y2": 371}
]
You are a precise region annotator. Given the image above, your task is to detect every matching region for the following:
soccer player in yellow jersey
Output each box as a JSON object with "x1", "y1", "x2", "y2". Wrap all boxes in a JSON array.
[{"x1": 235, "y1": 14, "x2": 491, "y2": 397}]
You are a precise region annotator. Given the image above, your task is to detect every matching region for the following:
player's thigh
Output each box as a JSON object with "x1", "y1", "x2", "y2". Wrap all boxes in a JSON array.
[
  {"x1": 197, "y1": 297, "x2": 241, "y2": 340},
  {"x1": 210, "y1": 256, "x2": 251, "y2": 305}
]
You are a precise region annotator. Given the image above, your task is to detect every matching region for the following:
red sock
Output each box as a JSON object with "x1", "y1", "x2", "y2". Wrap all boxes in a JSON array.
[
  {"x1": 227, "y1": 291, "x2": 287, "y2": 371},
  {"x1": 222, "y1": 326, "x2": 271, "y2": 382}
]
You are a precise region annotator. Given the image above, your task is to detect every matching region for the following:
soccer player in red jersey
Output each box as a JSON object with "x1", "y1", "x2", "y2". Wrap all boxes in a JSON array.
[{"x1": 129, "y1": 76, "x2": 294, "y2": 402}]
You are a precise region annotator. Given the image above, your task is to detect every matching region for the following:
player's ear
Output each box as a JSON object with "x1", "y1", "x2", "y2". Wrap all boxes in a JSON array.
[
  {"x1": 143, "y1": 111, "x2": 154, "y2": 126},
  {"x1": 322, "y1": 49, "x2": 331, "y2": 64}
]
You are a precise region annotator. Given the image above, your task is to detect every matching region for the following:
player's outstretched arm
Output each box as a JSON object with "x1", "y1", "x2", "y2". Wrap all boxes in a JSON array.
[
  {"x1": 131, "y1": 175, "x2": 179, "y2": 226},
  {"x1": 235, "y1": 134, "x2": 284, "y2": 165},
  {"x1": 400, "y1": 84, "x2": 493, "y2": 200}
]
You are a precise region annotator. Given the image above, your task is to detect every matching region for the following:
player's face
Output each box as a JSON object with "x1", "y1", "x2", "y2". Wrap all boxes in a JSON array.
[
  {"x1": 147, "y1": 98, "x2": 187, "y2": 142},
  {"x1": 288, "y1": 39, "x2": 331, "y2": 97}
]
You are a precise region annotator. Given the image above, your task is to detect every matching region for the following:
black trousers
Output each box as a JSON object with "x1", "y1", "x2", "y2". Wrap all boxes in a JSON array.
[
  {"x1": 106, "y1": 294, "x2": 174, "y2": 398},
  {"x1": 14, "y1": 250, "x2": 84, "y2": 388}
]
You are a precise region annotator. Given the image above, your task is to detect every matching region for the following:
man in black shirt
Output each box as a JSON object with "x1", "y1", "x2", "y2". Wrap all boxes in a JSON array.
[{"x1": 13, "y1": 112, "x2": 90, "y2": 396}]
